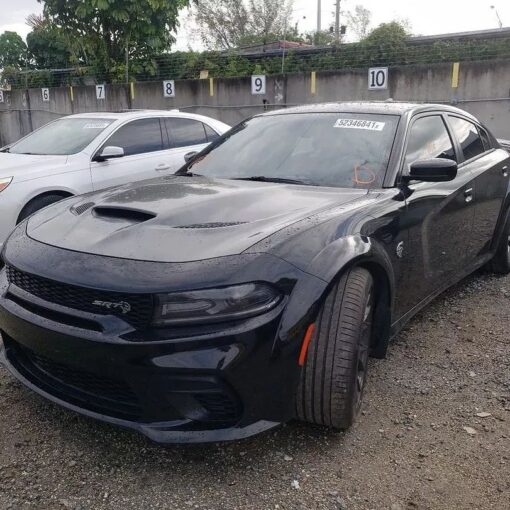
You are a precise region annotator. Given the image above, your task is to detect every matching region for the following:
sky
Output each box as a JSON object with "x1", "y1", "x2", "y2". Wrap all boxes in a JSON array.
[{"x1": 0, "y1": 0, "x2": 509, "y2": 48}]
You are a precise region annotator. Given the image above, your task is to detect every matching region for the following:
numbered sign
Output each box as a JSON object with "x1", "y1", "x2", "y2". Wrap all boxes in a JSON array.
[
  {"x1": 368, "y1": 68, "x2": 388, "y2": 90},
  {"x1": 41, "y1": 88, "x2": 50, "y2": 102},
  {"x1": 163, "y1": 80, "x2": 175, "y2": 98},
  {"x1": 0, "y1": 90, "x2": 4, "y2": 103},
  {"x1": 252, "y1": 75, "x2": 266, "y2": 95},
  {"x1": 96, "y1": 84, "x2": 106, "y2": 100}
]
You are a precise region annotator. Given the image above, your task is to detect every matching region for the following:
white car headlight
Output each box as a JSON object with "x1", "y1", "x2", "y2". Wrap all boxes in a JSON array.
[{"x1": 0, "y1": 177, "x2": 13, "y2": 193}]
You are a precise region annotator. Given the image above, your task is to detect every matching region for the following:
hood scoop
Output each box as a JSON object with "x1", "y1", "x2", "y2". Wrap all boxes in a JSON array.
[
  {"x1": 92, "y1": 206, "x2": 156, "y2": 223},
  {"x1": 71, "y1": 202, "x2": 95, "y2": 215},
  {"x1": 173, "y1": 222, "x2": 247, "y2": 229}
]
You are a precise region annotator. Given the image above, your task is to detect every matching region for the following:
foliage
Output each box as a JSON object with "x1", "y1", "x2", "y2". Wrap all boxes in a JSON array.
[
  {"x1": 0, "y1": 32, "x2": 27, "y2": 69},
  {"x1": 5, "y1": 19, "x2": 510, "y2": 88},
  {"x1": 27, "y1": 24, "x2": 74, "y2": 69},
  {"x1": 191, "y1": 0, "x2": 295, "y2": 50},
  {"x1": 345, "y1": 5, "x2": 372, "y2": 42},
  {"x1": 305, "y1": 30, "x2": 337, "y2": 47},
  {"x1": 39, "y1": 0, "x2": 190, "y2": 76}
]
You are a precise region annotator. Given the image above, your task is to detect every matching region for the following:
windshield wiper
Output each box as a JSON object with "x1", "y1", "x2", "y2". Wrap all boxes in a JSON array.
[{"x1": 233, "y1": 176, "x2": 312, "y2": 185}]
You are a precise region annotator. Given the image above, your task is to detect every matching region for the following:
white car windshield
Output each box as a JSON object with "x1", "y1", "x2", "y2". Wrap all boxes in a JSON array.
[{"x1": 9, "y1": 118, "x2": 115, "y2": 156}]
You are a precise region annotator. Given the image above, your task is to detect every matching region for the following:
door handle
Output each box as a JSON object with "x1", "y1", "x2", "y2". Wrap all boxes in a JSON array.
[
  {"x1": 155, "y1": 164, "x2": 171, "y2": 172},
  {"x1": 464, "y1": 188, "x2": 473, "y2": 203}
]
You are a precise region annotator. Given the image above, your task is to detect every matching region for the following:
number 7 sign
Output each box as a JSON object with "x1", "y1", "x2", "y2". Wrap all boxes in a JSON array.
[{"x1": 96, "y1": 84, "x2": 106, "y2": 100}]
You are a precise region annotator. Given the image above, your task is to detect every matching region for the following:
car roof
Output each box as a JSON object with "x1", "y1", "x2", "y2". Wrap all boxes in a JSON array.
[
  {"x1": 261, "y1": 101, "x2": 478, "y2": 121},
  {"x1": 64, "y1": 110, "x2": 217, "y2": 122}
]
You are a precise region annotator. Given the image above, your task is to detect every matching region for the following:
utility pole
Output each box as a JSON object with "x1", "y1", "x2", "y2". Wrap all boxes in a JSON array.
[
  {"x1": 335, "y1": 0, "x2": 341, "y2": 43},
  {"x1": 317, "y1": 0, "x2": 322, "y2": 34}
]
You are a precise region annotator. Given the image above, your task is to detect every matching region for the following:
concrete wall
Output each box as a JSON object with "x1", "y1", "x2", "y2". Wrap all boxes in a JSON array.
[{"x1": 1, "y1": 59, "x2": 510, "y2": 146}]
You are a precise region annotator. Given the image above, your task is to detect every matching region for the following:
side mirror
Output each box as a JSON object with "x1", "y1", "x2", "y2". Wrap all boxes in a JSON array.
[
  {"x1": 94, "y1": 146, "x2": 125, "y2": 162},
  {"x1": 184, "y1": 151, "x2": 198, "y2": 163},
  {"x1": 403, "y1": 158, "x2": 457, "y2": 183}
]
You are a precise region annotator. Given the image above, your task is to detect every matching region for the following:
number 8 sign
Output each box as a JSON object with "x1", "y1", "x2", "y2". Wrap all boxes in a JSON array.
[
  {"x1": 163, "y1": 80, "x2": 175, "y2": 98},
  {"x1": 251, "y1": 75, "x2": 266, "y2": 95}
]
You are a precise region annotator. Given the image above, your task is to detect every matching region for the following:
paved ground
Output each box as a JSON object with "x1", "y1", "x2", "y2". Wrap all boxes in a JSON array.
[{"x1": 0, "y1": 270, "x2": 509, "y2": 510}]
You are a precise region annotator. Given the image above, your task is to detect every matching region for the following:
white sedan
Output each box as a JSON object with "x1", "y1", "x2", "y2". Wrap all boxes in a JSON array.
[{"x1": 0, "y1": 110, "x2": 230, "y2": 250}]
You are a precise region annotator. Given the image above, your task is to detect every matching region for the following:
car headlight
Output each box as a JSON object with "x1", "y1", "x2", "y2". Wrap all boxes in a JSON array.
[
  {"x1": 0, "y1": 177, "x2": 13, "y2": 193},
  {"x1": 153, "y1": 283, "x2": 282, "y2": 326}
]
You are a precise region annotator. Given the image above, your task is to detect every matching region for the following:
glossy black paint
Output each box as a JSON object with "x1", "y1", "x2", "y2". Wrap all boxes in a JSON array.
[{"x1": 0, "y1": 102, "x2": 509, "y2": 443}]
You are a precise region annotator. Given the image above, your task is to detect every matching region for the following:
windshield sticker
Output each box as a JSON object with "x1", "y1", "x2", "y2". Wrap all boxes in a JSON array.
[
  {"x1": 83, "y1": 122, "x2": 110, "y2": 129},
  {"x1": 334, "y1": 119, "x2": 386, "y2": 131}
]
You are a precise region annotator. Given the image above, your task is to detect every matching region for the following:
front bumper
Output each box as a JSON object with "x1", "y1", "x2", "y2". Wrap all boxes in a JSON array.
[
  {"x1": 0, "y1": 282, "x2": 294, "y2": 443},
  {"x1": 0, "y1": 233, "x2": 327, "y2": 443}
]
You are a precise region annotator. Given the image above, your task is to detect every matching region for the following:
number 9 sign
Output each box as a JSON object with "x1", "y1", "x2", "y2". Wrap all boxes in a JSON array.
[{"x1": 251, "y1": 75, "x2": 266, "y2": 95}]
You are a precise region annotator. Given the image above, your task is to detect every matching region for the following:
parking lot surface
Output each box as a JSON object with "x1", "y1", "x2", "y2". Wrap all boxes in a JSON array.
[{"x1": 0, "y1": 271, "x2": 509, "y2": 510}]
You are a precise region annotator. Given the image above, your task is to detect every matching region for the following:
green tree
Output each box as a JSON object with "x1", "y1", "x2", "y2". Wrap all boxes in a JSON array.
[
  {"x1": 361, "y1": 21, "x2": 410, "y2": 65},
  {"x1": 0, "y1": 31, "x2": 27, "y2": 69},
  {"x1": 305, "y1": 29, "x2": 336, "y2": 46},
  {"x1": 27, "y1": 24, "x2": 74, "y2": 68},
  {"x1": 191, "y1": 0, "x2": 295, "y2": 50},
  {"x1": 39, "y1": 0, "x2": 191, "y2": 78}
]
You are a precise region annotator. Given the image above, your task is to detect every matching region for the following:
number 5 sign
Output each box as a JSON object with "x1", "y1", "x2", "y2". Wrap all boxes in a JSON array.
[
  {"x1": 368, "y1": 68, "x2": 388, "y2": 90},
  {"x1": 251, "y1": 75, "x2": 266, "y2": 95}
]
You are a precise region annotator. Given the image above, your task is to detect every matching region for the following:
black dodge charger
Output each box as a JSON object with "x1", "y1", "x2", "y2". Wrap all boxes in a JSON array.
[{"x1": 0, "y1": 102, "x2": 509, "y2": 443}]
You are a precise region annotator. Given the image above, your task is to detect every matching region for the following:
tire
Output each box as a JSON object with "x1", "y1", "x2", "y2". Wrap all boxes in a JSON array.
[
  {"x1": 489, "y1": 213, "x2": 510, "y2": 275},
  {"x1": 296, "y1": 267, "x2": 374, "y2": 430},
  {"x1": 17, "y1": 194, "x2": 66, "y2": 224}
]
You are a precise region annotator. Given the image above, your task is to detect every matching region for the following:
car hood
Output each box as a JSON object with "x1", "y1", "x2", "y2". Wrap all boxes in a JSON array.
[
  {"x1": 26, "y1": 176, "x2": 368, "y2": 262},
  {"x1": 0, "y1": 152, "x2": 69, "y2": 180}
]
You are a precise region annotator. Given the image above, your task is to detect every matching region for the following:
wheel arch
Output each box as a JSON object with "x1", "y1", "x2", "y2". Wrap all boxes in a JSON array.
[
  {"x1": 17, "y1": 190, "x2": 75, "y2": 224},
  {"x1": 305, "y1": 236, "x2": 397, "y2": 359}
]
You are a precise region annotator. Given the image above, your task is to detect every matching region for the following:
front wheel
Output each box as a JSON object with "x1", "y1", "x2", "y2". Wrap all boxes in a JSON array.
[
  {"x1": 296, "y1": 267, "x2": 374, "y2": 430},
  {"x1": 489, "y1": 213, "x2": 510, "y2": 275}
]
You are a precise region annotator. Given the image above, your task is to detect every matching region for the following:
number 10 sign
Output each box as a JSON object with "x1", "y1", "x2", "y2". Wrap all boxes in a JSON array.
[
  {"x1": 251, "y1": 75, "x2": 266, "y2": 95},
  {"x1": 368, "y1": 68, "x2": 388, "y2": 90}
]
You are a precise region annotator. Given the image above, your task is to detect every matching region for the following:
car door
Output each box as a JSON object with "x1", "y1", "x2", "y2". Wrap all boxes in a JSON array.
[
  {"x1": 163, "y1": 117, "x2": 217, "y2": 171},
  {"x1": 446, "y1": 115, "x2": 510, "y2": 261},
  {"x1": 90, "y1": 118, "x2": 169, "y2": 190},
  {"x1": 399, "y1": 113, "x2": 476, "y2": 311}
]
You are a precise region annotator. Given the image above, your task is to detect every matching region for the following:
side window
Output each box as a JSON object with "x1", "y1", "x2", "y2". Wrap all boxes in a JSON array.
[
  {"x1": 204, "y1": 124, "x2": 220, "y2": 143},
  {"x1": 166, "y1": 118, "x2": 208, "y2": 148},
  {"x1": 448, "y1": 116, "x2": 486, "y2": 161},
  {"x1": 405, "y1": 116, "x2": 457, "y2": 170},
  {"x1": 102, "y1": 119, "x2": 163, "y2": 157},
  {"x1": 478, "y1": 126, "x2": 493, "y2": 152}
]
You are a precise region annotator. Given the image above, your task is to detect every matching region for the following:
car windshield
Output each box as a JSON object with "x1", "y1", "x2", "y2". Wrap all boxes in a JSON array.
[
  {"x1": 185, "y1": 113, "x2": 399, "y2": 188},
  {"x1": 9, "y1": 118, "x2": 115, "y2": 156}
]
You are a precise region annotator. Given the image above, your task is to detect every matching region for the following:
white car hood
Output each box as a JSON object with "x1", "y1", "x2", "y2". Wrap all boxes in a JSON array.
[{"x1": 0, "y1": 153, "x2": 69, "y2": 181}]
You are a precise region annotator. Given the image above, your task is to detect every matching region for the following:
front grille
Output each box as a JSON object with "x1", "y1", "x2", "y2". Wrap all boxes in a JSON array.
[
  {"x1": 6, "y1": 265, "x2": 153, "y2": 330},
  {"x1": 29, "y1": 350, "x2": 137, "y2": 405},
  {"x1": 5, "y1": 337, "x2": 142, "y2": 420}
]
